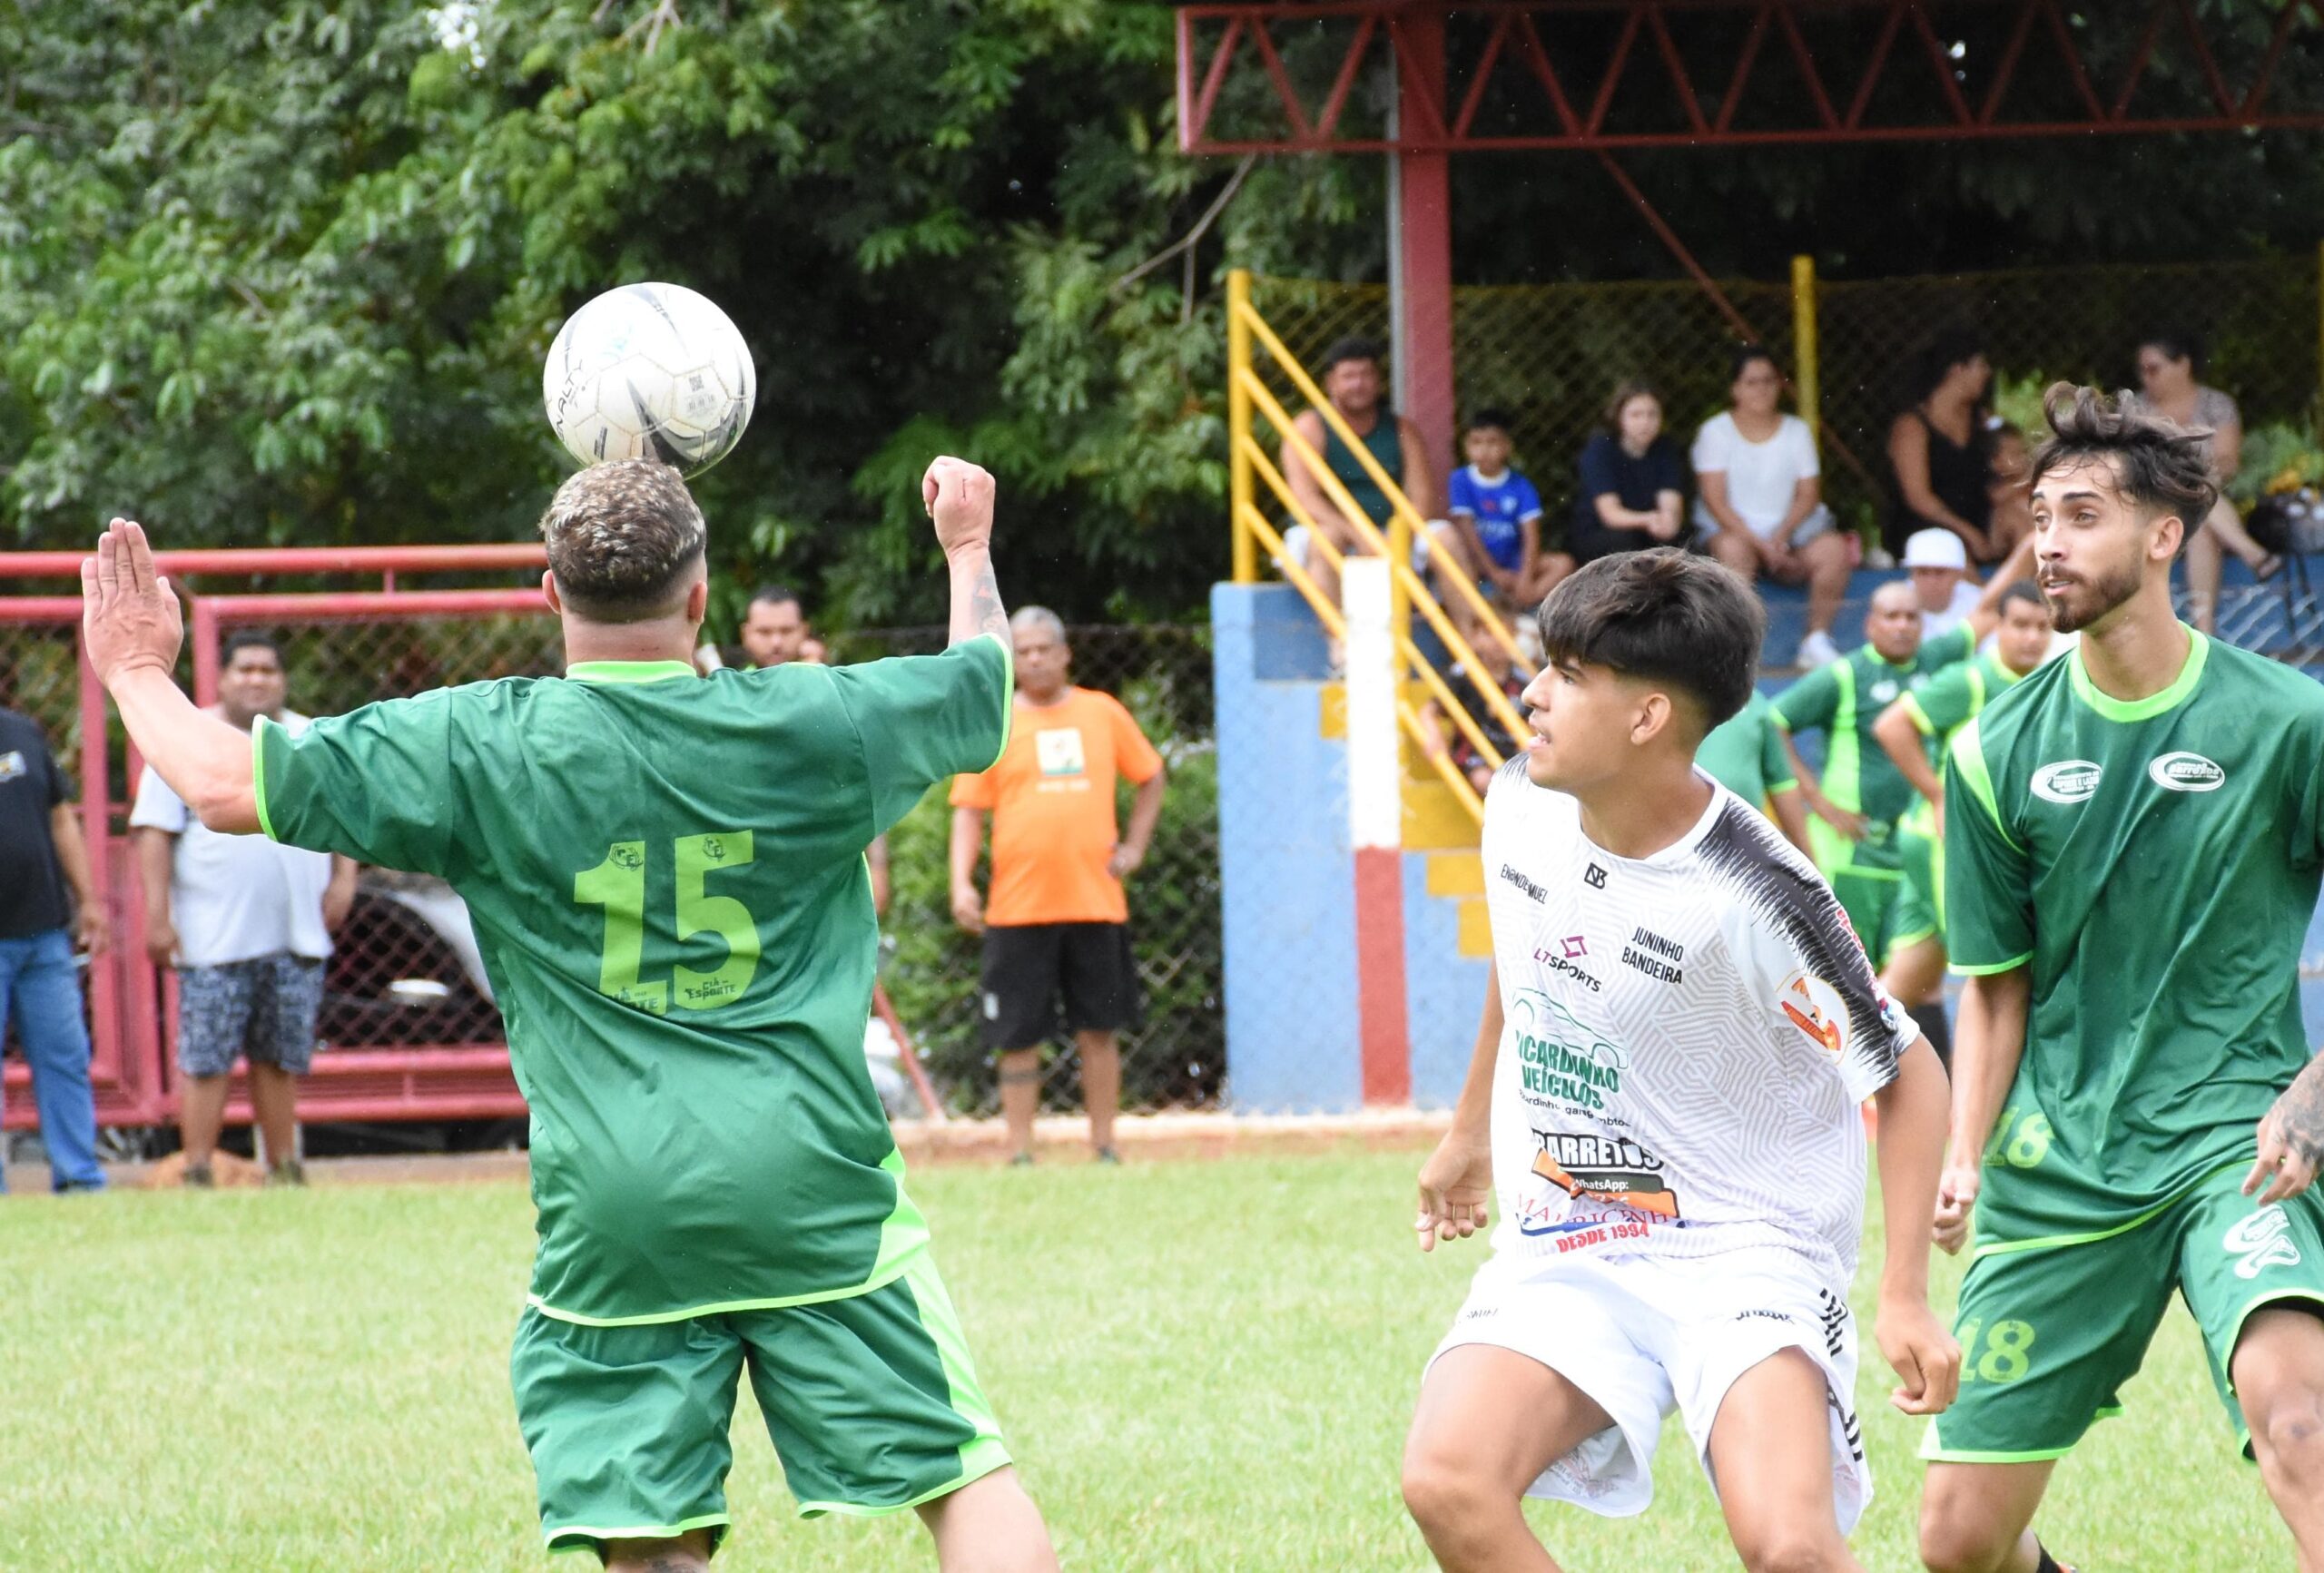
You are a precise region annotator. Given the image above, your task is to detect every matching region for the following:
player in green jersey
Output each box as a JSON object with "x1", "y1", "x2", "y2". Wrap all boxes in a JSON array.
[
  {"x1": 1868, "y1": 582, "x2": 2056, "y2": 1064},
  {"x1": 1920, "y1": 386, "x2": 2324, "y2": 1573},
  {"x1": 79, "y1": 458, "x2": 1059, "y2": 1572},
  {"x1": 1693, "y1": 687, "x2": 1811, "y2": 853},
  {"x1": 1772, "y1": 576, "x2": 2010, "y2": 995}
]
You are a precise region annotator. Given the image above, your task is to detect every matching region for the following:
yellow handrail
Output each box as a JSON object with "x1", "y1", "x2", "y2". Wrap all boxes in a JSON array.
[
  {"x1": 1238, "y1": 505, "x2": 1481, "y2": 802},
  {"x1": 1235, "y1": 370, "x2": 1529, "y2": 753},
  {"x1": 1228, "y1": 270, "x2": 1258, "y2": 585},
  {"x1": 1225, "y1": 267, "x2": 1534, "y2": 830},
  {"x1": 1241, "y1": 438, "x2": 1509, "y2": 771},
  {"x1": 1233, "y1": 295, "x2": 1521, "y2": 666}
]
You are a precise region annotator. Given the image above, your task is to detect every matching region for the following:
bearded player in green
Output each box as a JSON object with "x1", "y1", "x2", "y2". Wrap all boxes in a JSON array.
[
  {"x1": 80, "y1": 457, "x2": 1059, "y2": 1572},
  {"x1": 1919, "y1": 386, "x2": 2324, "y2": 1573}
]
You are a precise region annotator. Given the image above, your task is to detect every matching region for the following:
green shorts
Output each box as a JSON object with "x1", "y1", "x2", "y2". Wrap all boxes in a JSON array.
[
  {"x1": 1889, "y1": 821, "x2": 1943, "y2": 954},
  {"x1": 1924, "y1": 1164, "x2": 2324, "y2": 1464},
  {"x1": 1807, "y1": 819, "x2": 1906, "y2": 966},
  {"x1": 512, "y1": 1249, "x2": 1010, "y2": 1556}
]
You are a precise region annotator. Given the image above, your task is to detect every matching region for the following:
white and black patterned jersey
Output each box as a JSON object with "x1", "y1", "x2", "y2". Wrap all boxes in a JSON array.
[{"x1": 1480, "y1": 761, "x2": 1915, "y2": 1292}]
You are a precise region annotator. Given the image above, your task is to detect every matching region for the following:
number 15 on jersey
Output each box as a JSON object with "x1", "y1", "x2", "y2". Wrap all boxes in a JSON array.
[{"x1": 574, "y1": 832, "x2": 762, "y2": 1015}]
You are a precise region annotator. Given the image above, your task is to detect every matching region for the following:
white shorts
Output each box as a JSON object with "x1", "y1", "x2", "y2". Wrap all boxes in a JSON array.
[{"x1": 1426, "y1": 1245, "x2": 1870, "y2": 1530}]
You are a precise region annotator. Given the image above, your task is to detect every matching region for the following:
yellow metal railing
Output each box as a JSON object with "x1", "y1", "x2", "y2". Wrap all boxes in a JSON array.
[{"x1": 1225, "y1": 269, "x2": 1527, "y2": 826}]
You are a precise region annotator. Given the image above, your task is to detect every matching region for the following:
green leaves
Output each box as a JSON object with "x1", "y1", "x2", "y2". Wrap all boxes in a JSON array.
[{"x1": 0, "y1": 0, "x2": 1371, "y2": 622}]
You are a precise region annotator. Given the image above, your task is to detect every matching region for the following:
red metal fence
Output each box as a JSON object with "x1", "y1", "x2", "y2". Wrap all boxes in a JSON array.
[{"x1": 0, "y1": 546, "x2": 554, "y2": 1135}]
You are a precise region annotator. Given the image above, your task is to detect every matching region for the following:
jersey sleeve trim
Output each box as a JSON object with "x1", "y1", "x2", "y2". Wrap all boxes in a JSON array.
[
  {"x1": 251, "y1": 716, "x2": 281, "y2": 843},
  {"x1": 1946, "y1": 721, "x2": 2021, "y2": 853},
  {"x1": 976, "y1": 630, "x2": 1013, "y2": 772},
  {"x1": 2064, "y1": 624, "x2": 2206, "y2": 723},
  {"x1": 1947, "y1": 951, "x2": 2030, "y2": 978},
  {"x1": 1900, "y1": 693, "x2": 1936, "y2": 737}
]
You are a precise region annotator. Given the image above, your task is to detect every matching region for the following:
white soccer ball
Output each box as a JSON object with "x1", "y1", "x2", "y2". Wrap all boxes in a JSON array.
[{"x1": 542, "y1": 282, "x2": 755, "y2": 476}]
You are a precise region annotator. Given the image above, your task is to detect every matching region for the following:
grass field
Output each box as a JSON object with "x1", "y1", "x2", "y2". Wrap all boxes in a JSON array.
[{"x1": 0, "y1": 1146, "x2": 2290, "y2": 1570}]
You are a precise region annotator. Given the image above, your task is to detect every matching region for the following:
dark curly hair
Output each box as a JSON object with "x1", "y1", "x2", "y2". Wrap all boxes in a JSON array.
[{"x1": 2030, "y1": 383, "x2": 2219, "y2": 543}]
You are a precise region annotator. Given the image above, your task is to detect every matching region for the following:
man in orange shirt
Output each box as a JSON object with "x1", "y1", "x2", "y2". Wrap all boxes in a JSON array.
[{"x1": 950, "y1": 608, "x2": 1167, "y2": 1165}]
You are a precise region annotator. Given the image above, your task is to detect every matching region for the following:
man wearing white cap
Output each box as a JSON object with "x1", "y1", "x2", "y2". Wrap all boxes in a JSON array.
[{"x1": 1902, "y1": 527, "x2": 1986, "y2": 641}]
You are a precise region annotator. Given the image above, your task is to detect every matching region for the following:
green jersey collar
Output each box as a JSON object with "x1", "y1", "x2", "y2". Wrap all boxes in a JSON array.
[
  {"x1": 2066, "y1": 624, "x2": 2206, "y2": 723},
  {"x1": 1986, "y1": 652, "x2": 2026, "y2": 689},
  {"x1": 566, "y1": 660, "x2": 700, "y2": 685}
]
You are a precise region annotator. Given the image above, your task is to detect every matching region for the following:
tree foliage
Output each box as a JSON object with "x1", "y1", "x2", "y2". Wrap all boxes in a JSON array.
[
  {"x1": 3, "y1": 1, "x2": 2316, "y2": 626},
  {"x1": 0, "y1": 0, "x2": 1373, "y2": 624}
]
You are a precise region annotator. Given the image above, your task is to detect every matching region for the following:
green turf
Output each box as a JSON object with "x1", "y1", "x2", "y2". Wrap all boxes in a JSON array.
[{"x1": 0, "y1": 1147, "x2": 2289, "y2": 1569}]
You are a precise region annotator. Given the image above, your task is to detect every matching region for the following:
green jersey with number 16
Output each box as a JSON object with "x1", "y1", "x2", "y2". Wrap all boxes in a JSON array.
[
  {"x1": 253, "y1": 638, "x2": 1012, "y2": 1324},
  {"x1": 1943, "y1": 630, "x2": 2324, "y2": 1246}
]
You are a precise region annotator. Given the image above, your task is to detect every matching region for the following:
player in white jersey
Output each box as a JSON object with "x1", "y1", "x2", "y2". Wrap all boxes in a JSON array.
[{"x1": 1401, "y1": 549, "x2": 1959, "y2": 1573}]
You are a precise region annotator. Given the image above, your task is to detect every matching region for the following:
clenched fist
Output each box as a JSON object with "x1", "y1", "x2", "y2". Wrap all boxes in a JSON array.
[{"x1": 922, "y1": 457, "x2": 996, "y2": 559}]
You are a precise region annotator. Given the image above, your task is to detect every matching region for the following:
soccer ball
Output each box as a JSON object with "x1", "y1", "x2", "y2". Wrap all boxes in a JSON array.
[{"x1": 542, "y1": 282, "x2": 755, "y2": 476}]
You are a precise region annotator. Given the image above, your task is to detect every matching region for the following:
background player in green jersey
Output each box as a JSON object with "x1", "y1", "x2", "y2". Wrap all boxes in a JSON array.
[
  {"x1": 1869, "y1": 582, "x2": 2056, "y2": 1065},
  {"x1": 1694, "y1": 687, "x2": 1811, "y2": 854},
  {"x1": 1773, "y1": 578, "x2": 2008, "y2": 1035},
  {"x1": 1923, "y1": 387, "x2": 2324, "y2": 1573},
  {"x1": 78, "y1": 458, "x2": 1059, "y2": 1572}
]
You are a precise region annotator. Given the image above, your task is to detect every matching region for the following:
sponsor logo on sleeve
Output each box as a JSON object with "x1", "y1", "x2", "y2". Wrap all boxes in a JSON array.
[
  {"x1": 2148, "y1": 751, "x2": 2226, "y2": 792},
  {"x1": 0, "y1": 751, "x2": 22, "y2": 782},
  {"x1": 1777, "y1": 968, "x2": 1847, "y2": 1057},
  {"x1": 1499, "y1": 863, "x2": 1548, "y2": 903},
  {"x1": 2030, "y1": 760, "x2": 2102, "y2": 804}
]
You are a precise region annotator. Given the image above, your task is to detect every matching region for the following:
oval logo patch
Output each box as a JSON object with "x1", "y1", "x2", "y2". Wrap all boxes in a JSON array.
[
  {"x1": 2030, "y1": 761, "x2": 2102, "y2": 803},
  {"x1": 2148, "y1": 752, "x2": 2225, "y2": 791}
]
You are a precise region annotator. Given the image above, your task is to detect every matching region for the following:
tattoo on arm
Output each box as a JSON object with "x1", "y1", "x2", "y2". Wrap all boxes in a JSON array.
[
  {"x1": 2274, "y1": 1056, "x2": 2324, "y2": 1165},
  {"x1": 954, "y1": 554, "x2": 1008, "y2": 647}
]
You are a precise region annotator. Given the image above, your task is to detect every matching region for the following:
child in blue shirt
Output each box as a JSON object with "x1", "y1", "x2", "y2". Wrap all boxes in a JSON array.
[{"x1": 1446, "y1": 408, "x2": 1570, "y2": 617}]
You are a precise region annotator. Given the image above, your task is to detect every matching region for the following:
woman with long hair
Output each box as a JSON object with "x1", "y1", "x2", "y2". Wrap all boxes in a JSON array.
[{"x1": 1886, "y1": 326, "x2": 2010, "y2": 565}]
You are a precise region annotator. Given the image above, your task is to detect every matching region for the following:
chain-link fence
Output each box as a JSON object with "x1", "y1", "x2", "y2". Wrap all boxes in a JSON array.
[
  {"x1": 830, "y1": 624, "x2": 1223, "y2": 1118},
  {"x1": 207, "y1": 607, "x2": 567, "y2": 1053},
  {"x1": 1253, "y1": 253, "x2": 2323, "y2": 536}
]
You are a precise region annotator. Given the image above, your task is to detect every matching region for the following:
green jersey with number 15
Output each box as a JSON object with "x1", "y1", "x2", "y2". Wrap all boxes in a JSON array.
[
  {"x1": 1944, "y1": 630, "x2": 2324, "y2": 1247},
  {"x1": 254, "y1": 637, "x2": 1011, "y2": 1324}
]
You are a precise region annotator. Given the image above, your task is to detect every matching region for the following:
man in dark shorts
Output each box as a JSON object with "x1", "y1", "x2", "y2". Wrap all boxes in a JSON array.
[{"x1": 950, "y1": 607, "x2": 1166, "y2": 1165}]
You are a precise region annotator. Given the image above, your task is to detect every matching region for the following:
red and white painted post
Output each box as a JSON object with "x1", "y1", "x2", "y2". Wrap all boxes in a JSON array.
[{"x1": 1342, "y1": 557, "x2": 1411, "y2": 1105}]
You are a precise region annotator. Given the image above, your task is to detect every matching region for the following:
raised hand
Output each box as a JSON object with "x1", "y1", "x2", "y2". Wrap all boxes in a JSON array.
[
  {"x1": 922, "y1": 456, "x2": 996, "y2": 559},
  {"x1": 80, "y1": 519, "x2": 184, "y2": 688}
]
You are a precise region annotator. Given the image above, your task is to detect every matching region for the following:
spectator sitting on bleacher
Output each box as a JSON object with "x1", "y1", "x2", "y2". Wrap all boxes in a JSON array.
[
  {"x1": 1442, "y1": 408, "x2": 1570, "y2": 617},
  {"x1": 1692, "y1": 344, "x2": 1852, "y2": 669},
  {"x1": 1280, "y1": 338, "x2": 1471, "y2": 646},
  {"x1": 1566, "y1": 379, "x2": 1686, "y2": 567},
  {"x1": 1886, "y1": 325, "x2": 2007, "y2": 566},
  {"x1": 2126, "y1": 327, "x2": 2280, "y2": 635}
]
